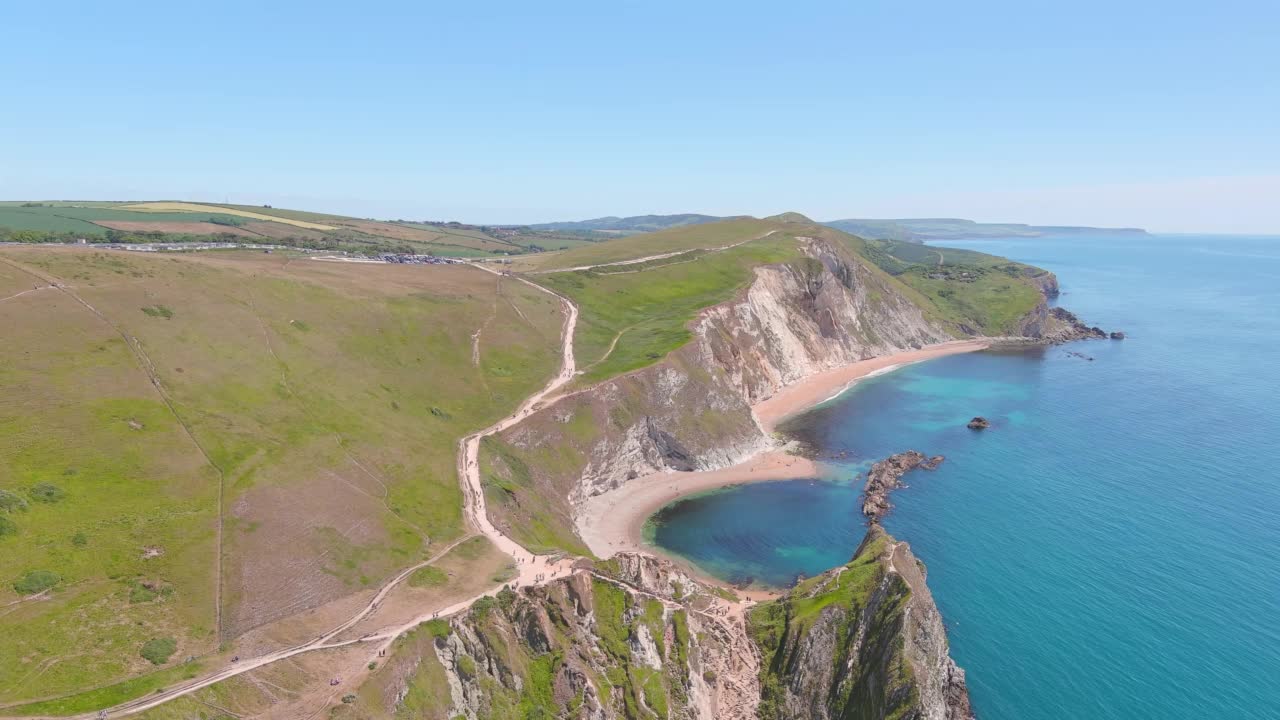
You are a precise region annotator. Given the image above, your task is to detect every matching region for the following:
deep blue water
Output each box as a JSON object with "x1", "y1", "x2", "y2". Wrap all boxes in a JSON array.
[{"x1": 648, "y1": 234, "x2": 1280, "y2": 719}]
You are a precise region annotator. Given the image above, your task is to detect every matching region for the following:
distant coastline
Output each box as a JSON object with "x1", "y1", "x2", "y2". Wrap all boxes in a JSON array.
[{"x1": 520, "y1": 212, "x2": 1149, "y2": 241}]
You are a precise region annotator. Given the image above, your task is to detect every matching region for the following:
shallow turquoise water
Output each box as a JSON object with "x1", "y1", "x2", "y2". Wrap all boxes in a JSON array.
[{"x1": 647, "y1": 234, "x2": 1280, "y2": 719}]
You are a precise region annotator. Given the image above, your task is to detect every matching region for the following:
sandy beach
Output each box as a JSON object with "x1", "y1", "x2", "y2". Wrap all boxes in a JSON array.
[
  {"x1": 754, "y1": 339, "x2": 991, "y2": 432},
  {"x1": 576, "y1": 339, "x2": 989, "y2": 567}
]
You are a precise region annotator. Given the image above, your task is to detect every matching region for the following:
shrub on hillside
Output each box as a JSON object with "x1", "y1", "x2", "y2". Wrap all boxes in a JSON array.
[
  {"x1": 140, "y1": 305, "x2": 174, "y2": 319},
  {"x1": 30, "y1": 482, "x2": 65, "y2": 503},
  {"x1": 13, "y1": 570, "x2": 60, "y2": 595},
  {"x1": 0, "y1": 489, "x2": 28, "y2": 512},
  {"x1": 140, "y1": 637, "x2": 177, "y2": 665}
]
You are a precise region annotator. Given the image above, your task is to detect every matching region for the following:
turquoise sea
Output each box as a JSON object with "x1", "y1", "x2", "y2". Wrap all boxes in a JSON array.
[{"x1": 647, "y1": 234, "x2": 1280, "y2": 719}]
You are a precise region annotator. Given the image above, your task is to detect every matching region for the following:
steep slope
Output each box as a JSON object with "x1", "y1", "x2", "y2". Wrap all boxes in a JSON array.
[
  {"x1": 340, "y1": 554, "x2": 755, "y2": 720},
  {"x1": 343, "y1": 527, "x2": 967, "y2": 720},
  {"x1": 749, "y1": 526, "x2": 972, "y2": 720}
]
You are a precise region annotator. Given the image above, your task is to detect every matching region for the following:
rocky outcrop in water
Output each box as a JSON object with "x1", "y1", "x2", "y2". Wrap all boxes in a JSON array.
[
  {"x1": 1045, "y1": 307, "x2": 1108, "y2": 343},
  {"x1": 1110, "y1": 331, "x2": 1126, "y2": 340},
  {"x1": 749, "y1": 525, "x2": 974, "y2": 720},
  {"x1": 967, "y1": 416, "x2": 990, "y2": 430},
  {"x1": 861, "y1": 451, "x2": 944, "y2": 521}
]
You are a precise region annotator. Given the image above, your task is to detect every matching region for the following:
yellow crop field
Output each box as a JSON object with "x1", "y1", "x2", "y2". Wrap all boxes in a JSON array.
[{"x1": 119, "y1": 202, "x2": 336, "y2": 231}]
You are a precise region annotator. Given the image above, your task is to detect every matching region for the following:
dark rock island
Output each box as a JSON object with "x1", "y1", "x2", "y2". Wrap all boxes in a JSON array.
[{"x1": 861, "y1": 451, "x2": 945, "y2": 521}]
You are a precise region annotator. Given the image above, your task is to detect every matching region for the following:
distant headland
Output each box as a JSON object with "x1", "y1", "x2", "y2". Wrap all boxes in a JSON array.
[{"x1": 523, "y1": 213, "x2": 1149, "y2": 241}]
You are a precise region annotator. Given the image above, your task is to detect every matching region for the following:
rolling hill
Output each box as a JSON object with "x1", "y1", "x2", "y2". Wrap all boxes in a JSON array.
[
  {"x1": 0, "y1": 210, "x2": 1084, "y2": 718},
  {"x1": 0, "y1": 246, "x2": 560, "y2": 710},
  {"x1": 523, "y1": 213, "x2": 735, "y2": 235}
]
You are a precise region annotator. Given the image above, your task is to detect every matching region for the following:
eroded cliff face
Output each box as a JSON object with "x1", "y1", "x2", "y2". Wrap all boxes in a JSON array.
[
  {"x1": 749, "y1": 526, "x2": 973, "y2": 720},
  {"x1": 374, "y1": 555, "x2": 763, "y2": 720},
  {"x1": 482, "y1": 235, "x2": 955, "y2": 551},
  {"x1": 372, "y1": 530, "x2": 970, "y2": 720}
]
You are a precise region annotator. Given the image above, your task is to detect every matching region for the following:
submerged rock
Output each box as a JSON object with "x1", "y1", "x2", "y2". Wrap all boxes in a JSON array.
[{"x1": 966, "y1": 416, "x2": 990, "y2": 430}]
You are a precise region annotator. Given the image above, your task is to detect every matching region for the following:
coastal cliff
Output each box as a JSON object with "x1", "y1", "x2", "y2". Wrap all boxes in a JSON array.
[
  {"x1": 748, "y1": 526, "x2": 973, "y2": 720},
  {"x1": 482, "y1": 232, "x2": 957, "y2": 552},
  {"x1": 370, "y1": 554, "x2": 762, "y2": 719},
  {"x1": 443, "y1": 224, "x2": 1085, "y2": 719},
  {"x1": 372, "y1": 533, "x2": 969, "y2": 720},
  {"x1": 481, "y1": 227, "x2": 1076, "y2": 554}
]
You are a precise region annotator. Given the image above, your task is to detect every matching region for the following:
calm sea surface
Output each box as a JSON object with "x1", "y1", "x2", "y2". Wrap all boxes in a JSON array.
[{"x1": 647, "y1": 234, "x2": 1280, "y2": 719}]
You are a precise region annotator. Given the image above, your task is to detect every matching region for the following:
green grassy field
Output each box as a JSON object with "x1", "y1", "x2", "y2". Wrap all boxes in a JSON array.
[
  {"x1": 861, "y1": 238, "x2": 1047, "y2": 333},
  {"x1": 0, "y1": 205, "x2": 262, "y2": 235},
  {"x1": 0, "y1": 247, "x2": 562, "y2": 706},
  {"x1": 541, "y1": 234, "x2": 802, "y2": 383},
  {"x1": 534, "y1": 217, "x2": 776, "y2": 270}
]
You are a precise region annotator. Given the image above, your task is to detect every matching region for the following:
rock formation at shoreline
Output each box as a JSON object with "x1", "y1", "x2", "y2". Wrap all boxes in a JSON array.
[
  {"x1": 398, "y1": 554, "x2": 761, "y2": 720},
  {"x1": 373, "y1": 533, "x2": 972, "y2": 720},
  {"x1": 749, "y1": 525, "x2": 974, "y2": 720},
  {"x1": 861, "y1": 451, "x2": 945, "y2": 521}
]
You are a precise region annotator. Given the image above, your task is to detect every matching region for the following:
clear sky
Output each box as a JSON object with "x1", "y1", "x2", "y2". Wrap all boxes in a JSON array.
[{"x1": 3, "y1": 1, "x2": 1277, "y2": 232}]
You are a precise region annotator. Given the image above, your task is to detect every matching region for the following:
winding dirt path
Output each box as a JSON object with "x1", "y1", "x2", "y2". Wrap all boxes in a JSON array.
[
  {"x1": 528, "y1": 229, "x2": 777, "y2": 275},
  {"x1": 15, "y1": 237, "x2": 779, "y2": 718},
  {"x1": 45, "y1": 263, "x2": 581, "y2": 719}
]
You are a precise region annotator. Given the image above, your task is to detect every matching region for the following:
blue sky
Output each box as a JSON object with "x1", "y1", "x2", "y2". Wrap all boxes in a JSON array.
[{"x1": 2, "y1": 1, "x2": 1277, "y2": 232}]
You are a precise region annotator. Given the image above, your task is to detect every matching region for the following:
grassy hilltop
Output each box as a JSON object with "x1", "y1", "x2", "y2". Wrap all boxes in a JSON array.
[
  {"x1": 0, "y1": 209, "x2": 1054, "y2": 715},
  {"x1": 532, "y1": 214, "x2": 1052, "y2": 385}
]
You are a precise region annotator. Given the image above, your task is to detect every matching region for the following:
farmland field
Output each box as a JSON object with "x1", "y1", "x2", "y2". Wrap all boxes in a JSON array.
[
  {"x1": 1, "y1": 201, "x2": 609, "y2": 258},
  {"x1": 0, "y1": 206, "x2": 274, "y2": 235},
  {"x1": 93, "y1": 221, "x2": 260, "y2": 237},
  {"x1": 118, "y1": 203, "x2": 336, "y2": 230}
]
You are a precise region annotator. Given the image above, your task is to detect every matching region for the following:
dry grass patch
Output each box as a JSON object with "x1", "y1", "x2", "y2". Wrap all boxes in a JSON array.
[{"x1": 118, "y1": 202, "x2": 335, "y2": 231}]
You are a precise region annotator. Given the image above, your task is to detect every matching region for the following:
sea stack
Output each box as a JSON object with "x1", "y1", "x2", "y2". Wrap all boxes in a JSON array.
[
  {"x1": 967, "y1": 416, "x2": 990, "y2": 430},
  {"x1": 1110, "y1": 331, "x2": 1126, "y2": 340}
]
